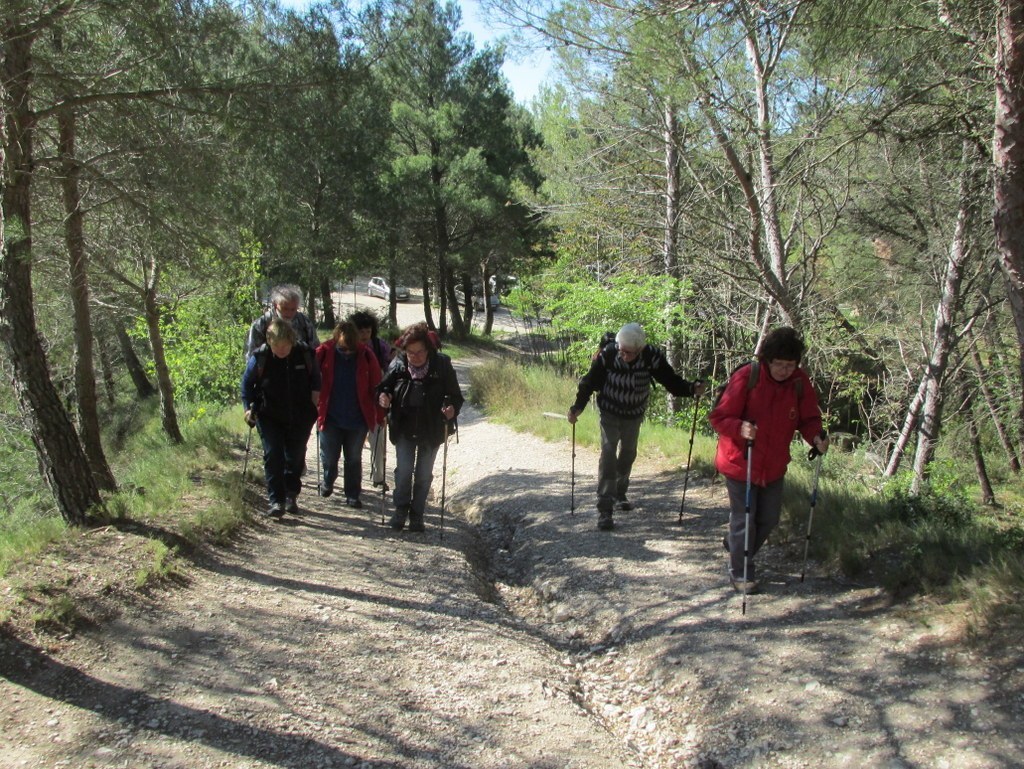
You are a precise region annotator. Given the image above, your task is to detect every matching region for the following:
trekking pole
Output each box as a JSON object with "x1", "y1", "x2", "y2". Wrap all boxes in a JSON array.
[
  {"x1": 380, "y1": 419, "x2": 388, "y2": 525},
  {"x1": 742, "y1": 436, "x2": 754, "y2": 616},
  {"x1": 571, "y1": 420, "x2": 576, "y2": 516},
  {"x1": 676, "y1": 394, "x2": 701, "y2": 525},
  {"x1": 242, "y1": 423, "x2": 254, "y2": 481},
  {"x1": 440, "y1": 398, "x2": 451, "y2": 542},
  {"x1": 800, "y1": 432, "x2": 827, "y2": 582},
  {"x1": 542, "y1": 412, "x2": 575, "y2": 515},
  {"x1": 316, "y1": 428, "x2": 322, "y2": 497}
]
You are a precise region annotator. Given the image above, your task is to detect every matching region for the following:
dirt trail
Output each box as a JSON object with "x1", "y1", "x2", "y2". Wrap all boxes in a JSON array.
[{"x1": 2, "y1": 359, "x2": 1022, "y2": 768}]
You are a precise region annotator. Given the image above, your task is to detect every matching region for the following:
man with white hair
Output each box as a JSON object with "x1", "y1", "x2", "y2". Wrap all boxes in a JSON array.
[
  {"x1": 568, "y1": 323, "x2": 705, "y2": 530},
  {"x1": 245, "y1": 284, "x2": 320, "y2": 359}
]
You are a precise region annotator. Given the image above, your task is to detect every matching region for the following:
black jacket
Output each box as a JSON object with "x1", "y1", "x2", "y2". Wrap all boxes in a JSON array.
[
  {"x1": 378, "y1": 352, "x2": 463, "y2": 446},
  {"x1": 241, "y1": 344, "x2": 320, "y2": 427},
  {"x1": 571, "y1": 342, "x2": 697, "y2": 419}
]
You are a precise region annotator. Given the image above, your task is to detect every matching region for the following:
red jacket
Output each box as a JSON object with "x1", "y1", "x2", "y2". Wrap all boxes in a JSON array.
[
  {"x1": 315, "y1": 341, "x2": 384, "y2": 432},
  {"x1": 709, "y1": 362, "x2": 823, "y2": 486}
]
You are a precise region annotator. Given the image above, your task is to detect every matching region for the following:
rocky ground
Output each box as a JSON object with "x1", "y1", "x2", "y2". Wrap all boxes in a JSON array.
[{"x1": 2, "y1": 355, "x2": 1023, "y2": 769}]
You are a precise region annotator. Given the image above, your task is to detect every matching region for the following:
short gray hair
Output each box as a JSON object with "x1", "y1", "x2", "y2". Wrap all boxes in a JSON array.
[
  {"x1": 616, "y1": 323, "x2": 645, "y2": 351},
  {"x1": 270, "y1": 284, "x2": 303, "y2": 307}
]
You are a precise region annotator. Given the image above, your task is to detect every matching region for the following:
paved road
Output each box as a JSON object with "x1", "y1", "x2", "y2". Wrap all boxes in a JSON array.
[{"x1": 331, "y1": 278, "x2": 522, "y2": 336}]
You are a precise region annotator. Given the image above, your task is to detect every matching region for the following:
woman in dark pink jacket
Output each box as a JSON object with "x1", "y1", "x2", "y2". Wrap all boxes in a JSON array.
[
  {"x1": 315, "y1": 321, "x2": 383, "y2": 508},
  {"x1": 709, "y1": 327, "x2": 829, "y2": 593}
]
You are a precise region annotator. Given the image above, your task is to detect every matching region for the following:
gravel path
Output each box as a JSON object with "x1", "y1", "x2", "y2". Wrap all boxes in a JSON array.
[{"x1": 1, "y1": 358, "x2": 1022, "y2": 768}]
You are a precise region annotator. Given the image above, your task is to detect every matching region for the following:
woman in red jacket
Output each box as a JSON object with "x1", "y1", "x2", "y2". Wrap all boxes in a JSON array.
[
  {"x1": 315, "y1": 321, "x2": 383, "y2": 508},
  {"x1": 709, "y1": 327, "x2": 829, "y2": 593}
]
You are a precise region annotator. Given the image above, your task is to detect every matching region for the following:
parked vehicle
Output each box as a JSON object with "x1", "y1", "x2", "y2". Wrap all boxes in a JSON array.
[
  {"x1": 367, "y1": 276, "x2": 410, "y2": 302},
  {"x1": 455, "y1": 285, "x2": 499, "y2": 310}
]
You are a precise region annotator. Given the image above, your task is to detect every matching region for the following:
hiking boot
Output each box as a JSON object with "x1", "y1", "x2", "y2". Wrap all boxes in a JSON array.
[
  {"x1": 389, "y1": 507, "x2": 409, "y2": 531},
  {"x1": 346, "y1": 497, "x2": 363, "y2": 509},
  {"x1": 319, "y1": 483, "x2": 333, "y2": 498},
  {"x1": 615, "y1": 497, "x2": 633, "y2": 511},
  {"x1": 730, "y1": 576, "x2": 759, "y2": 594},
  {"x1": 408, "y1": 512, "x2": 426, "y2": 532},
  {"x1": 285, "y1": 497, "x2": 299, "y2": 515},
  {"x1": 372, "y1": 480, "x2": 390, "y2": 491},
  {"x1": 597, "y1": 510, "x2": 614, "y2": 531},
  {"x1": 267, "y1": 502, "x2": 285, "y2": 518}
]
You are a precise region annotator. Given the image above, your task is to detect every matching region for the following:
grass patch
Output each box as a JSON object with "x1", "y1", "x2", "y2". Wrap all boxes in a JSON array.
[
  {"x1": 469, "y1": 358, "x2": 718, "y2": 475},
  {"x1": 134, "y1": 539, "x2": 184, "y2": 589},
  {"x1": 0, "y1": 508, "x2": 68, "y2": 579}
]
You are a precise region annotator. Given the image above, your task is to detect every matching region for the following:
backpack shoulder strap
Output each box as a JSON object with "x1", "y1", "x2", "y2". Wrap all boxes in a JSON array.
[{"x1": 746, "y1": 359, "x2": 760, "y2": 391}]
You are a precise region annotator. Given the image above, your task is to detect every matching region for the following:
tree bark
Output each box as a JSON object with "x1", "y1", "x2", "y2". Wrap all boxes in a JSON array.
[
  {"x1": 967, "y1": 393, "x2": 997, "y2": 506},
  {"x1": 663, "y1": 99, "x2": 684, "y2": 415},
  {"x1": 0, "y1": 21, "x2": 103, "y2": 525},
  {"x1": 114, "y1": 321, "x2": 156, "y2": 399},
  {"x1": 143, "y1": 256, "x2": 183, "y2": 443},
  {"x1": 883, "y1": 374, "x2": 927, "y2": 477},
  {"x1": 971, "y1": 342, "x2": 1021, "y2": 473},
  {"x1": 994, "y1": 0, "x2": 1024, "y2": 460},
  {"x1": 909, "y1": 141, "x2": 977, "y2": 494},
  {"x1": 58, "y1": 104, "x2": 117, "y2": 491},
  {"x1": 319, "y1": 274, "x2": 335, "y2": 330}
]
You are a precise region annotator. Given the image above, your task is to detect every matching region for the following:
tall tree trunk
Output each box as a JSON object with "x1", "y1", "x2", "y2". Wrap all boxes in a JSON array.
[
  {"x1": 884, "y1": 359, "x2": 929, "y2": 477},
  {"x1": 96, "y1": 325, "x2": 116, "y2": 406},
  {"x1": 114, "y1": 320, "x2": 156, "y2": 399},
  {"x1": 143, "y1": 256, "x2": 183, "y2": 443},
  {"x1": 58, "y1": 104, "x2": 116, "y2": 492},
  {"x1": 0, "y1": 22, "x2": 103, "y2": 525},
  {"x1": 994, "y1": 0, "x2": 1024, "y2": 455},
  {"x1": 971, "y1": 342, "x2": 1021, "y2": 473},
  {"x1": 420, "y1": 271, "x2": 435, "y2": 331},
  {"x1": 663, "y1": 99, "x2": 684, "y2": 415},
  {"x1": 909, "y1": 141, "x2": 977, "y2": 494},
  {"x1": 746, "y1": 20, "x2": 797, "y2": 327},
  {"x1": 966, "y1": 392, "x2": 997, "y2": 506},
  {"x1": 319, "y1": 274, "x2": 336, "y2": 330}
]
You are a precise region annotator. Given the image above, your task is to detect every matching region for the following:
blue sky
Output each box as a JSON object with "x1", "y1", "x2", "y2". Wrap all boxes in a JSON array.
[{"x1": 275, "y1": 0, "x2": 553, "y2": 105}]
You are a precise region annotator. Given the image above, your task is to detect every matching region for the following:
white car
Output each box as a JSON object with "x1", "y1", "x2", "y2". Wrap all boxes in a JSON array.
[{"x1": 367, "y1": 276, "x2": 410, "y2": 302}]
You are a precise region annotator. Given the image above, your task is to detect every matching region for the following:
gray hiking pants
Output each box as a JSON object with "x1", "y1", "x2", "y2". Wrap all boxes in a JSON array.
[
  {"x1": 724, "y1": 475, "x2": 785, "y2": 582},
  {"x1": 597, "y1": 412, "x2": 642, "y2": 512}
]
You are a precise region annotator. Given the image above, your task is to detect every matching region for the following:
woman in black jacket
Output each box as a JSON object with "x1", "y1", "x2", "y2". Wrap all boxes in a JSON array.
[
  {"x1": 241, "y1": 319, "x2": 320, "y2": 518},
  {"x1": 377, "y1": 323, "x2": 463, "y2": 532}
]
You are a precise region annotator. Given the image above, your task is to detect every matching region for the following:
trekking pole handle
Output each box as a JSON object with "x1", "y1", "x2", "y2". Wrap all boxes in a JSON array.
[{"x1": 807, "y1": 430, "x2": 828, "y2": 461}]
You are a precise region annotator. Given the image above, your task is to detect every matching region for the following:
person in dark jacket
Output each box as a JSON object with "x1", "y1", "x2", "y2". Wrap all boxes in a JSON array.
[
  {"x1": 709, "y1": 326, "x2": 829, "y2": 593},
  {"x1": 315, "y1": 320, "x2": 383, "y2": 508},
  {"x1": 350, "y1": 311, "x2": 392, "y2": 489},
  {"x1": 568, "y1": 323, "x2": 705, "y2": 530},
  {"x1": 377, "y1": 323, "x2": 463, "y2": 532},
  {"x1": 244, "y1": 284, "x2": 320, "y2": 359},
  {"x1": 241, "y1": 319, "x2": 320, "y2": 518}
]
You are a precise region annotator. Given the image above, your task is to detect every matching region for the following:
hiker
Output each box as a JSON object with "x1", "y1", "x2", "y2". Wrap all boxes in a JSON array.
[
  {"x1": 377, "y1": 322, "x2": 463, "y2": 532},
  {"x1": 245, "y1": 284, "x2": 320, "y2": 359},
  {"x1": 315, "y1": 320, "x2": 383, "y2": 508},
  {"x1": 350, "y1": 310, "x2": 392, "y2": 490},
  {"x1": 567, "y1": 323, "x2": 706, "y2": 530},
  {"x1": 241, "y1": 319, "x2": 320, "y2": 518},
  {"x1": 709, "y1": 326, "x2": 829, "y2": 593}
]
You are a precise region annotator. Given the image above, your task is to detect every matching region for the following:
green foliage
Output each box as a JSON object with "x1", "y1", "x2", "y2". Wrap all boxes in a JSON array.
[
  {"x1": 777, "y1": 453, "x2": 1023, "y2": 600},
  {"x1": 506, "y1": 266, "x2": 695, "y2": 372},
  {"x1": 158, "y1": 245, "x2": 263, "y2": 405}
]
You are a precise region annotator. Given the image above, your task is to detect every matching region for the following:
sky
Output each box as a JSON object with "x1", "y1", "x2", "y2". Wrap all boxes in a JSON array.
[{"x1": 275, "y1": 0, "x2": 554, "y2": 105}]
